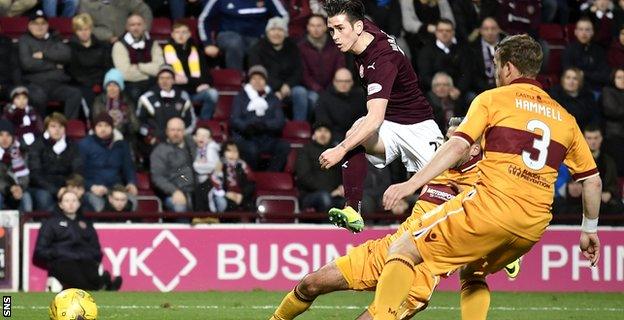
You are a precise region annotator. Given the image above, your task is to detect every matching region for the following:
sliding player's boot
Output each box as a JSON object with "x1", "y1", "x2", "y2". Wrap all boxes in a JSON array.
[
  {"x1": 328, "y1": 206, "x2": 364, "y2": 233},
  {"x1": 504, "y1": 258, "x2": 522, "y2": 279}
]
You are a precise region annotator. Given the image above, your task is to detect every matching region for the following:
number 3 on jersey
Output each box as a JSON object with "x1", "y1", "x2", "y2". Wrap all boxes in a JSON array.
[{"x1": 522, "y1": 119, "x2": 551, "y2": 170}]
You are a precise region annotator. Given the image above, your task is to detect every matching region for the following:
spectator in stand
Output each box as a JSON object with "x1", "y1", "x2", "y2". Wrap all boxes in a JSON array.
[
  {"x1": 296, "y1": 122, "x2": 344, "y2": 212},
  {"x1": 150, "y1": 117, "x2": 196, "y2": 213},
  {"x1": 33, "y1": 189, "x2": 122, "y2": 291},
  {"x1": 249, "y1": 17, "x2": 309, "y2": 121},
  {"x1": 286, "y1": 0, "x2": 312, "y2": 39},
  {"x1": 0, "y1": 119, "x2": 32, "y2": 211},
  {"x1": 0, "y1": 0, "x2": 36, "y2": 17},
  {"x1": 608, "y1": 25, "x2": 624, "y2": 68},
  {"x1": 363, "y1": 0, "x2": 402, "y2": 37},
  {"x1": 0, "y1": 25, "x2": 19, "y2": 102},
  {"x1": 230, "y1": 65, "x2": 290, "y2": 171},
  {"x1": 19, "y1": 10, "x2": 83, "y2": 119},
  {"x1": 209, "y1": 140, "x2": 255, "y2": 212},
  {"x1": 137, "y1": 64, "x2": 196, "y2": 147},
  {"x1": 427, "y1": 72, "x2": 461, "y2": 132},
  {"x1": 602, "y1": 68, "x2": 624, "y2": 176},
  {"x1": 314, "y1": 68, "x2": 366, "y2": 144},
  {"x1": 145, "y1": 0, "x2": 203, "y2": 20},
  {"x1": 79, "y1": 0, "x2": 153, "y2": 44},
  {"x1": 581, "y1": 0, "x2": 615, "y2": 48},
  {"x1": 43, "y1": 0, "x2": 78, "y2": 17},
  {"x1": 470, "y1": 17, "x2": 503, "y2": 95},
  {"x1": 198, "y1": 0, "x2": 289, "y2": 70},
  {"x1": 68, "y1": 13, "x2": 113, "y2": 108},
  {"x1": 112, "y1": 13, "x2": 164, "y2": 103},
  {"x1": 497, "y1": 0, "x2": 541, "y2": 37},
  {"x1": 451, "y1": 0, "x2": 499, "y2": 42},
  {"x1": 3, "y1": 86, "x2": 43, "y2": 147},
  {"x1": 78, "y1": 112, "x2": 137, "y2": 212},
  {"x1": 28, "y1": 113, "x2": 81, "y2": 211},
  {"x1": 550, "y1": 67, "x2": 599, "y2": 130},
  {"x1": 615, "y1": 0, "x2": 624, "y2": 34},
  {"x1": 58, "y1": 173, "x2": 94, "y2": 211},
  {"x1": 299, "y1": 14, "x2": 346, "y2": 110},
  {"x1": 192, "y1": 127, "x2": 221, "y2": 211},
  {"x1": 562, "y1": 17, "x2": 611, "y2": 91},
  {"x1": 400, "y1": 0, "x2": 455, "y2": 66},
  {"x1": 92, "y1": 69, "x2": 139, "y2": 143},
  {"x1": 417, "y1": 19, "x2": 472, "y2": 97},
  {"x1": 102, "y1": 184, "x2": 133, "y2": 212},
  {"x1": 164, "y1": 22, "x2": 219, "y2": 120}
]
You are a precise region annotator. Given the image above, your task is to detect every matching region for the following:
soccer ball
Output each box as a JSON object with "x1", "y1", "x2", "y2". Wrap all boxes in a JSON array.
[{"x1": 48, "y1": 288, "x2": 98, "y2": 320}]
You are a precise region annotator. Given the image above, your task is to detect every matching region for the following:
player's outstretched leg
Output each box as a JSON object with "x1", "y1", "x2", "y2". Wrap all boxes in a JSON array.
[
  {"x1": 459, "y1": 267, "x2": 490, "y2": 320},
  {"x1": 328, "y1": 146, "x2": 367, "y2": 233},
  {"x1": 270, "y1": 262, "x2": 349, "y2": 320}
]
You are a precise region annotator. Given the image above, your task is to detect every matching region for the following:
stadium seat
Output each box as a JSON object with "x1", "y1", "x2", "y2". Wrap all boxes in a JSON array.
[
  {"x1": 282, "y1": 121, "x2": 311, "y2": 148},
  {"x1": 150, "y1": 17, "x2": 172, "y2": 41},
  {"x1": 284, "y1": 148, "x2": 298, "y2": 174},
  {"x1": 256, "y1": 195, "x2": 299, "y2": 223},
  {"x1": 136, "y1": 171, "x2": 155, "y2": 196},
  {"x1": 197, "y1": 119, "x2": 227, "y2": 143},
  {"x1": 546, "y1": 48, "x2": 563, "y2": 76},
  {"x1": 213, "y1": 94, "x2": 234, "y2": 121},
  {"x1": 254, "y1": 171, "x2": 298, "y2": 197},
  {"x1": 136, "y1": 195, "x2": 163, "y2": 213},
  {"x1": 66, "y1": 119, "x2": 86, "y2": 140},
  {"x1": 211, "y1": 69, "x2": 243, "y2": 91},
  {"x1": 48, "y1": 17, "x2": 73, "y2": 39},
  {"x1": 0, "y1": 17, "x2": 28, "y2": 40},
  {"x1": 539, "y1": 24, "x2": 566, "y2": 48},
  {"x1": 565, "y1": 24, "x2": 576, "y2": 43}
]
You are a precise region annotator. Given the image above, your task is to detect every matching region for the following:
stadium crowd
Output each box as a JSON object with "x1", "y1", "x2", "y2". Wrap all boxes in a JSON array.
[{"x1": 1, "y1": 0, "x2": 623, "y2": 224}]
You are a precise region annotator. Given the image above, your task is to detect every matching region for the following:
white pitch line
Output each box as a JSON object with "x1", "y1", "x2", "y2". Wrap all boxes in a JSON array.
[{"x1": 12, "y1": 305, "x2": 624, "y2": 312}]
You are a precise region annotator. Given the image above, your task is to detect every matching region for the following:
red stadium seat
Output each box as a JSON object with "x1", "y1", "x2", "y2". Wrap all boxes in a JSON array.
[
  {"x1": 150, "y1": 17, "x2": 172, "y2": 41},
  {"x1": 565, "y1": 24, "x2": 576, "y2": 43},
  {"x1": 66, "y1": 119, "x2": 86, "y2": 140},
  {"x1": 284, "y1": 148, "x2": 298, "y2": 174},
  {"x1": 197, "y1": 119, "x2": 227, "y2": 143},
  {"x1": 539, "y1": 24, "x2": 566, "y2": 47},
  {"x1": 213, "y1": 94, "x2": 234, "y2": 121},
  {"x1": 256, "y1": 195, "x2": 299, "y2": 223},
  {"x1": 136, "y1": 195, "x2": 163, "y2": 213},
  {"x1": 0, "y1": 17, "x2": 28, "y2": 40},
  {"x1": 282, "y1": 121, "x2": 311, "y2": 148},
  {"x1": 211, "y1": 69, "x2": 243, "y2": 91},
  {"x1": 547, "y1": 48, "x2": 563, "y2": 76},
  {"x1": 48, "y1": 17, "x2": 73, "y2": 39},
  {"x1": 254, "y1": 172, "x2": 297, "y2": 197},
  {"x1": 136, "y1": 171, "x2": 155, "y2": 196}
]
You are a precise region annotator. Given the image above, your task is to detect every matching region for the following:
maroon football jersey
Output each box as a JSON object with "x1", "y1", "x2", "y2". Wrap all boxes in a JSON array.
[{"x1": 355, "y1": 19, "x2": 433, "y2": 125}]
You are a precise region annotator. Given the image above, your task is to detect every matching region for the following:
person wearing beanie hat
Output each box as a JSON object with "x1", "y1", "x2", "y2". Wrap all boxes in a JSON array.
[
  {"x1": 295, "y1": 119, "x2": 344, "y2": 213},
  {"x1": 3, "y1": 86, "x2": 42, "y2": 146},
  {"x1": 0, "y1": 118, "x2": 32, "y2": 212},
  {"x1": 249, "y1": 15, "x2": 310, "y2": 121},
  {"x1": 92, "y1": 69, "x2": 139, "y2": 146},
  {"x1": 78, "y1": 111, "x2": 138, "y2": 212}
]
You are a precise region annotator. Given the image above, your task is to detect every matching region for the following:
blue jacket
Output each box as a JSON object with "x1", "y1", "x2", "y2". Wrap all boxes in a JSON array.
[
  {"x1": 230, "y1": 87, "x2": 285, "y2": 140},
  {"x1": 198, "y1": 0, "x2": 289, "y2": 46},
  {"x1": 78, "y1": 135, "x2": 136, "y2": 189}
]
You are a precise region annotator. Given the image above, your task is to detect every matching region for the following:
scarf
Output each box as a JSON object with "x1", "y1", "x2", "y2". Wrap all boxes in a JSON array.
[
  {"x1": 122, "y1": 32, "x2": 153, "y2": 64},
  {"x1": 0, "y1": 140, "x2": 29, "y2": 179},
  {"x1": 43, "y1": 131, "x2": 68, "y2": 155},
  {"x1": 163, "y1": 43, "x2": 201, "y2": 84},
  {"x1": 106, "y1": 97, "x2": 128, "y2": 128},
  {"x1": 243, "y1": 84, "x2": 271, "y2": 117}
]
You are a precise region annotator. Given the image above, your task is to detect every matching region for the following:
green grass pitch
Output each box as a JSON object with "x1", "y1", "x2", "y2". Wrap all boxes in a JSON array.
[{"x1": 9, "y1": 291, "x2": 624, "y2": 319}]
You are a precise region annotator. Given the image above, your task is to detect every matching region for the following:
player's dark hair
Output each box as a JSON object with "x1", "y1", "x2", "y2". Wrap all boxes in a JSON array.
[
  {"x1": 583, "y1": 123, "x2": 602, "y2": 134},
  {"x1": 495, "y1": 34, "x2": 543, "y2": 78},
  {"x1": 437, "y1": 18, "x2": 455, "y2": 29},
  {"x1": 323, "y1": 0, "x2": 365, "y2": 23}
]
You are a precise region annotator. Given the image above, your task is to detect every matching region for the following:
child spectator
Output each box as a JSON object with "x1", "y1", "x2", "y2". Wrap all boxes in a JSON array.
[
  {"x1": 58, "y1": 173, "x2": 94, "y2": 212},
  {"x1": 92, "y1": 69, "x2": 139, "y2": 143},
  {"x1": 102, "y1": 184, "x2": 133, "y2": 212},
  {"x1": 0, "y1": 119, "x2": 32, "y2": 211},
  {"x1": 209, "y1": 141, "x2": 254, "y2": 212},
  {"x1": 193, "y1": 127, "x2": 221, "y2": 211},
  {"x1": 3, "y1": 86, "x2": 42, "y2": 147}
]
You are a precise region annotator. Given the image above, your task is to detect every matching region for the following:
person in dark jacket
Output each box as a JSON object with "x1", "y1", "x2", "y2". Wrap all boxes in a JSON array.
[
  {"x1": 150, "y1": 117, "x2": 196, "y2": 213},
  {"x1": 248, "y1": 17, "x2": 309, "y2": 121},
  {"x1": 602, "y1": 68, "x2": 624, "y2": 176},
  {"x1": 314, "y1": 68, "x2": 366, "y2": 144},
  {"x1": 580, "y1": 0, "x2": 614, "y2": 49},
  {"x1": 164, "y1": 22, "x2": 219, "y2": 120},
  {"x1": 0, "y1": 28, "x2": 20, "y2": 102},
  {"x1": 209, "y1": 140, "x2": 255, "y2": 212},
  {"x1": 427, "y1": 72, "x2": 462, "y2": 132},
  {"x1": 607, "y1": 25, "x2": 624, "y2": 69},
  {"x1": 451, "y1": 0, "x2": 499, "y2": 42},
  {"x1": 2, "y1": 86, "x2": 43, "y2": 147},
  {"x1": 33, "y1": 190, "x2": 122, "y2": 291},
  {"x1": 198, "y1": 0, "x2": 289, "y2": 70},
  {"x1": 102, "y1": 184, "x2": 133, "y2": 212},
  {"x1": 92, "y1": 69, "x2": 139, "y2": 143},
  {"x1": 18, "y1": 10, "x2": 83, "y2": 118},
  {"x1": 68, "y1": 13, "x2": 112, "y2": 108},
  {"x1": 469, "y1": 17, "x2": 504, "y2": 95},
  {"x1": 78, "y1": 112, "x2": 137, "y2": 212},
  {"x1": 550, "y1": 67, "x2": 599, "y2": 131},
  {"x1": 296, "y1": 123, "x2": 344, "y2": 212},
  {"x1": 562, "y1": 18, "x2": 611, "y2": 90},
  {"x1": 298, "y1": 14, "x2": 346, "y2": 109},
  {"x1": 363, "y1": 0, "x2": 402, "y2": 37},
  {"x1": 28, "y1": 113, "x2": 82, "y2": 211},
  {"x1": 0, "y1": 119, "x2": 32, "y2": 211},
  {"x1": 230, "y1": 65, "x2": 290, "y2": 171},
  {"x1": 496, "y1": 0, "x2": 541, "y2": 37}
]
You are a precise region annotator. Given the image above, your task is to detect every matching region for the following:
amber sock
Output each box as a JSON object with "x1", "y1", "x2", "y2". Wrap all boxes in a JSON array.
[
  {"x1": 270, "y1": 287, "x2": 314, "y2": 320},
  {"x1": 460, "y1": 278, "x2": 490, "y2": 320},
  {"x1": 372, "y1": 254, "x2": 416, "y2": 320}
]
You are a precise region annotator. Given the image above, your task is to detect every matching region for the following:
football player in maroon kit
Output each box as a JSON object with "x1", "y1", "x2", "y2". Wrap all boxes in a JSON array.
[{"x1": 318, "y1": 0, "x2": 444, "y2": 232}]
